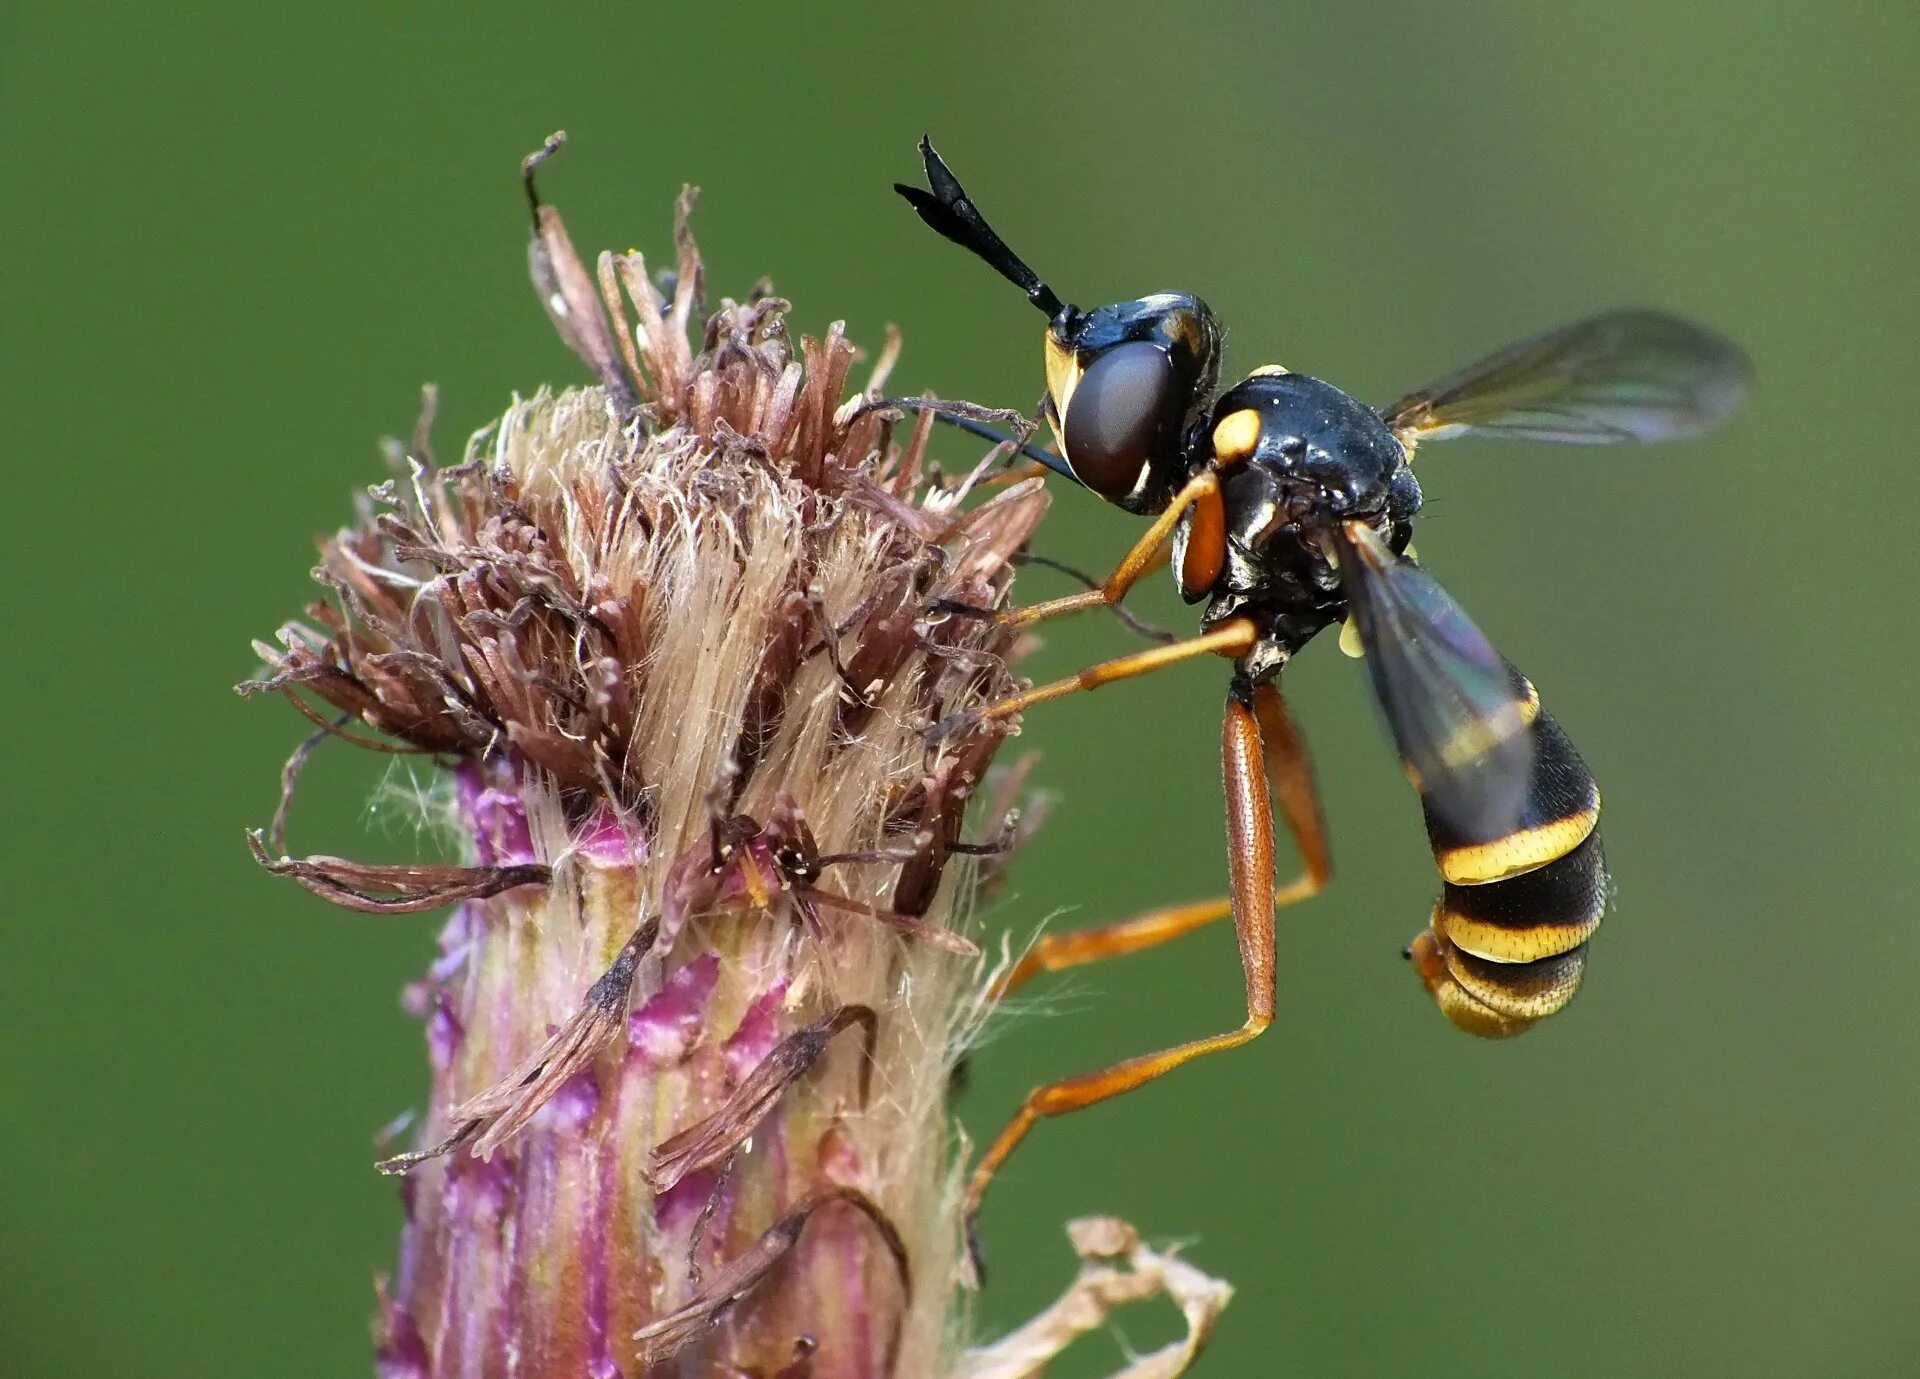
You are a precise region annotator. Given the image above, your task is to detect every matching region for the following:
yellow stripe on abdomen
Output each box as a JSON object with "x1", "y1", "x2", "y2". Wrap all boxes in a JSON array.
[
  {"x1": 1434, "y1": 829, "x2": 1607, "y2": 962},
  {"x1": 1423, "y1": 708, "x2": 1599, "y2": 885},
  {"x1": 1410, "y1": 681, "x2": 1608, "y2": 1038}
]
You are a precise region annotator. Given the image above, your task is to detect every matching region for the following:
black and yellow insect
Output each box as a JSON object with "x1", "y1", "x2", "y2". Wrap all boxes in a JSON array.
[{"x1": 897, "y1": 137, "x2": 1751, "y2": 1252}]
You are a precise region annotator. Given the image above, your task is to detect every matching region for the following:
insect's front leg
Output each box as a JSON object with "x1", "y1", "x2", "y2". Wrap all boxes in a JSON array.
[{"x1": 934, "y1": 469, "x2": 1222, "y2": 632}]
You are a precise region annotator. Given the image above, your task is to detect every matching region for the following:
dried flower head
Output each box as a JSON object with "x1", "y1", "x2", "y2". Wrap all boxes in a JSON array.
[{"x1": 242, "y1": 133, "x2": 1227, "y2": 1378}]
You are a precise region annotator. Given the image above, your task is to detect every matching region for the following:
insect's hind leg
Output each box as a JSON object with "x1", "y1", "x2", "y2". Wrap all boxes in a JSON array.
[
  {"x1": 994, "y1": 896, "x2": 1234, "y2": 999},
  {"x1": 964, "y1": 683, "x2": 1317, "y2": 1277},
  {"x1": 995, "y1": 681, "x2": 1330, "y2": 997}
]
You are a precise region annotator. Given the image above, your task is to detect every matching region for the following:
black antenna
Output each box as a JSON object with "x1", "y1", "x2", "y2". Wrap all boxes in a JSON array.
[
  {"x1": 895, "y1": 137, "x2": 1067, "y2": 320},
  {"x1": 881, "y1": 398, "x2": 1083, "y2": 487}
]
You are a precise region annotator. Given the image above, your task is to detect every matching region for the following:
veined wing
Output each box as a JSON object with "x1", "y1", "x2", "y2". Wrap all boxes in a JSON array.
[
  {"x1": 1381, "y1": 308, "x2": 1750, "y2": 447},
  {"x1": 1335, "y1": 521, "x2": 1534, "y2": 840}
]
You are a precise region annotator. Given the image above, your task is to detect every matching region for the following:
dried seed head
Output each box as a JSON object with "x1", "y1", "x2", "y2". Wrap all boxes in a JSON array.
[{"x1": 245, "y1": 136, "x2": 1227, "y2": 1379}]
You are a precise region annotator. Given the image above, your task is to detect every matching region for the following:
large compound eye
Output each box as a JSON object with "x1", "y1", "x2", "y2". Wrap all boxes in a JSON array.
[{"x1": 1061, "y1": 340, "x2": 1181, "y2": 501}]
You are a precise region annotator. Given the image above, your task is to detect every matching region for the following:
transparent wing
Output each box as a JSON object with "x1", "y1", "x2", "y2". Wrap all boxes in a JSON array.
[
  {"x1": 1381, "y1": 309, "x2": 1751, "y2": 446},
  {"x1": 1335, "y1": 522, "x2": 1533, "y2": 839}
]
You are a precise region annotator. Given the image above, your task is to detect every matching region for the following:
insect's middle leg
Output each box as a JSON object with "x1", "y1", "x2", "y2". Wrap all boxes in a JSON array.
[
  {"x1": 994, "y1": 681, "x2": 1330, "y2": 999},
  {"x1": 954, "y1": 617, "x2": 1256, "y2": 739}
]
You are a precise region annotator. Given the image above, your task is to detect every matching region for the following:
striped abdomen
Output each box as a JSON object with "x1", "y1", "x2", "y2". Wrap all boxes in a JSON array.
[{"x1": 1409, "y1": 674, "x2": 1607, "y2": 1038}]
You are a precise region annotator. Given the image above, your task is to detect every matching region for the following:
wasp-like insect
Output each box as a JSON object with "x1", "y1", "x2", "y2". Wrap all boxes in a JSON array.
[{"x1": 897, "y1": 137, "x2": 1750, "y2": 1257}]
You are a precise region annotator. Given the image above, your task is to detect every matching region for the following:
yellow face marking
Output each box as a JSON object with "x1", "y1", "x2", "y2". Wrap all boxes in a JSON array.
[
  {"x1": 1339, "y1": 615, "x2": 1365, "y2": 659},
  {"x1": 1248, "y1": 363, "x2": 1289, "y2": 377},
  {"x1": 1211, "y1": 407, "x2": 1262, "y2": 465},
  {"x1": 1043, "y1": 332, "x2": 1082, "y2": 433},
  {"x1": 1437, "y1": 803, "x2": 1600, "y2": 886}
]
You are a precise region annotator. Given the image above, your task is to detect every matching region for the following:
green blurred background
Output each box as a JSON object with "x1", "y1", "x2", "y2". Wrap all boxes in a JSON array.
[{"x1": 5, "y1": 3, "x2": 1916, "y2": 1374}]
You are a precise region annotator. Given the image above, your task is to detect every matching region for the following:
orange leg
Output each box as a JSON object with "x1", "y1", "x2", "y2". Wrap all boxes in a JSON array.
[
  {"x1": 974, "y1": 459, "x2": 1053, "y2": 489},
  {"x1": 963, "y1": 684, "x2": 1305, "y2": 1273},
  {"x1": 1001, "y1": 470, "x2": 1220, "y2": 630},
  {"x1": 995, "y1": 896, "x2": 1234, "y2": 999},
  {"x1": 971, "y1": 617, "x2": 1257, "y2": 726},
  {"x1": 931, "y1": 617, "x2": 1256, "y2": 743},
  {"x1": 992, "y1": 683, "x2": 1330, "y2": 999},
  {"x1": 1251, "y1": 680, "x2": 1333, "y2": 906}
]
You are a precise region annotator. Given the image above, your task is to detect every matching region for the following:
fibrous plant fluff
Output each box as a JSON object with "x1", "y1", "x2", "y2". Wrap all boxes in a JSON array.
[{"x1": 242, "y1": 136, "x2": 1228, "y2": 1378}]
